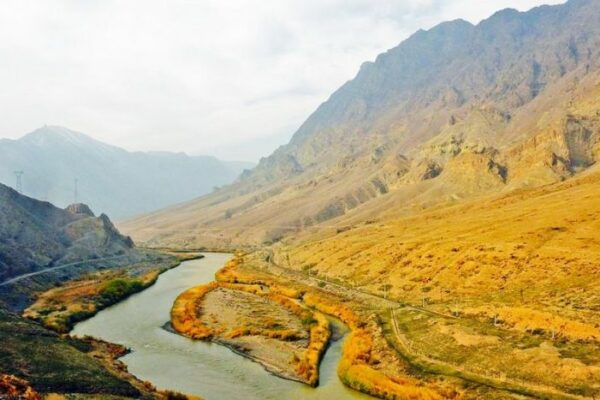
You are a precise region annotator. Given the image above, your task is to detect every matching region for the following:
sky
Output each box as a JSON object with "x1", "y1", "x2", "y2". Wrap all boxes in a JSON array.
[{"x1": 0, "y1": 0, "x2": 565, "y2": 162}]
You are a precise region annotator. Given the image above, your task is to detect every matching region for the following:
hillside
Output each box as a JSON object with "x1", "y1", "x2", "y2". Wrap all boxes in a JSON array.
[
  {"x1": 279, "y1": 165, "x2": 600, "y2": 311},
  {"x1": 0, "y1": 183, "x2": 177, "y2": 312},
  {"x1": 0, "y1": 183, "x2": 135, "y2": 284},
  {"x1": 0, "y1": 126, "x2": 252, "y2": 218},
  {"x1": 0, "y1": 185, "x2": 190, "y2": 399},
  {"x1": 122, "y1": 0, "x2": 600, "y2": 249}
]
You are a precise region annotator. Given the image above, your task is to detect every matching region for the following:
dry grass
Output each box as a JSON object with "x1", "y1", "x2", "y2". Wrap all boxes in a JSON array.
[
  {"x1": 209, "y1": 254, "x2": 464, "y2": 398},
  {"x1": 171, "y1": 262, "x2": 331, "y2": 386},
  {"x1": 275, "y1": 171, "x2": 600, "y2": 398},
  {"x1": 338, "y1": 330, "x2": 445, "y2": 400},
  {"x1": 462, "y1": 306, "x2": 600, "y2": 343},
  {"x1": 171, "y1": 282, "x2": 218, "y2": 339},
  {"x1": 24, "y1": 269, "x2": 161, "y2": 333},
  {"x1": 284, "y1": 169, "x2": 600, "y2": 306}
]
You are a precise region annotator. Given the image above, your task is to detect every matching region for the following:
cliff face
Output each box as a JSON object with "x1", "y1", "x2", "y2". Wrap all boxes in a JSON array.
[{"x1": 121, "y1": 0, "x2": 600, "y2": 249}]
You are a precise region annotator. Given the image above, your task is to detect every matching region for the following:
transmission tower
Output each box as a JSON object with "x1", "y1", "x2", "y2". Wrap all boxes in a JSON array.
[
  {"x1": 74, "y1": 178, "x2": 78, "y2": 203},
  {"x1": 14, "y1": 171, "x2": 24, "y2": 193}
]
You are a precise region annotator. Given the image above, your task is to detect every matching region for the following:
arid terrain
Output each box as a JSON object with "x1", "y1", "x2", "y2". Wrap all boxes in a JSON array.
[
  {"x1": 122, "y1": 3, "x2": 600, "y2": 397},
  {"x1": 3, "y1": 1, "x2": 600, "y2": 399},
  {"x1": 122, "y1": 0, "x2": 600, "y2": 251}
]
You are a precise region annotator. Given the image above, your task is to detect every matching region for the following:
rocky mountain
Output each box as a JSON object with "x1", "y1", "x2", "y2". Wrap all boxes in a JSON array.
[
  {"x1": 0, "y1": 182, "x2": 135, "y2": 284},
  {"x1": 122, "y1": 0, "x2": 600, "y2": 249},
  {"x1": 0, "y1": 185, "x2": 181, "y2": 399},
  {"x1": 0, "y1": 126, "x2": 253, "y2": 218}
]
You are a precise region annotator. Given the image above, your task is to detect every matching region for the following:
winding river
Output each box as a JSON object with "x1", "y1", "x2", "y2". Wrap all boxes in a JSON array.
[{"x1": 72, "y1": 253, "x2": 373, "y2": 400}]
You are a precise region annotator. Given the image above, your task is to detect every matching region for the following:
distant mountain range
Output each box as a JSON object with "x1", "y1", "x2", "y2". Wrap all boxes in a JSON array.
[
  {"x1": 122, "y1": 0, "x2": 600, "y2": 248},
  {"x1": 0, "y1": 126, "x2": 253, "y2": 218}
]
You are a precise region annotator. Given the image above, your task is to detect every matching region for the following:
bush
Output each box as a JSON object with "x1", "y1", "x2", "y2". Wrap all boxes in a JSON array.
[{"x1": 100, "y1": 279, "x2": 144, "y2": 304}]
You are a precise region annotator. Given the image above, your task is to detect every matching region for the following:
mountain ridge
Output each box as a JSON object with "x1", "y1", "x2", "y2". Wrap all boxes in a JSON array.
[
  {"x1": 121, "y1": 0, "x2": 600, "y2": 249},
  {"x1": 0, "y1": 126, "x2": 253, "y2": 218}
]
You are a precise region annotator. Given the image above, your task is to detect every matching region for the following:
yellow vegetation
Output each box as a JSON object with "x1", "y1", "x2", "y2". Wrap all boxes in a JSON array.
[
  {"x1": 463, "y1": 306, "x2": 600, "y2": 342},
  {"x1": 303, "y1": 291, "x2": 362, "y2": 330},
  {"x1": 295, "y1": 312, "x2": 330, "y2": 386},
  {"x1": 171, "y1": 282, "x2": 218, "y2": 339},
  {"x1": 0, "y1": 375, "x2": 40, "y2": 400},
  {"x1": 338, "y1": 330, "x2": 446, "y2": 400},
  {"x1": 174, "y1": 254, "x2": 464, "y2": 396},
  {"x1": 171, "y1": 267, "x2": 332, "y2": 386},
  {"x1": 24, "y1": 269, "x2": 161, "y2": 333}
]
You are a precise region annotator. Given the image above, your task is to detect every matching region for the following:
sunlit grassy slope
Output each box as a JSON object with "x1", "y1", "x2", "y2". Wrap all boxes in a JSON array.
[{"x1": 282, "y1": 166, "x2": 600, "y2": 327}]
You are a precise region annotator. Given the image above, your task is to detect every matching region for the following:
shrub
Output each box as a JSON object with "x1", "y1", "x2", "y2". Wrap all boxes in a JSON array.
[{"x1": 100, "y1": 279, "x2": 144, "y2": 304}]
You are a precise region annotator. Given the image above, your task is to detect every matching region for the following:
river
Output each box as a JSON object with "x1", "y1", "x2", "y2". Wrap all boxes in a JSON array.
[{"x1": 72, "y1": 253, "x2": 373, "y2": 400}]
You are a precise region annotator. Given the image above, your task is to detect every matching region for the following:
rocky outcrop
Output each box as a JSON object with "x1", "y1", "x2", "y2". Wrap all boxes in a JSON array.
[{"x1": 65, "y1": 203, "x2": 95, "y2": 217}]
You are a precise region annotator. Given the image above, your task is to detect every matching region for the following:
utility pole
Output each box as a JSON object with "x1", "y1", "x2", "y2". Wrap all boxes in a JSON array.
[
  {"x1": 74, "y1": 178, "x2": 79, "y2": 203},
  {"x1": 14, "y1": 171, "x2": 24, "y2": 193}
]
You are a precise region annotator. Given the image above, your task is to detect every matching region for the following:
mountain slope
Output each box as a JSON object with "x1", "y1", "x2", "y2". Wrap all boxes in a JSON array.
[
  {"x1": 0, "y1": 183, "x2": 177, "y2": 313},
  {"x1": 122, "y1": 0, "x2": 600, "y2": 249},
  {"x1": 282, "y1": 165, "x2": 600, "y2": 307},
  {"x1": 0, "y1": 126, "x2": 253, "y2": 218},
  {"x1": 0, "y1": 183, "x2": 136, "y2": 284}
]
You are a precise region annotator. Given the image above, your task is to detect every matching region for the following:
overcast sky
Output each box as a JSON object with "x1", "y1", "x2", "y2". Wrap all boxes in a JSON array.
[{"x1": 0, "y1": 0, "x2": 565, "y2": 162}]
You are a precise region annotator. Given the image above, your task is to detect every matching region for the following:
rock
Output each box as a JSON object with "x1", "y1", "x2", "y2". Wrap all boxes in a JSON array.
[{"x1": 65, "y1": 203, "x2": 95, "y2": 217}]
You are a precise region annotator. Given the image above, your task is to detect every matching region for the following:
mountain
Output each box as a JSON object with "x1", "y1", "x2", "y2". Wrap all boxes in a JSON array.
[
  {"x1": 0, "y1": 182, "x2": 170, "y2": 312},
  {"x1": 122, "y1": 0, "x2": 600, "y2": 249},
  {"x1": 0, "y1": 185, "x2": 179, "y2": 398},
  {"x1": 0, "y1": 126, "x2": 253, "y2": 218},
  {"x1": 0, "y1": 182, "x2": 137, "y2": 283}
]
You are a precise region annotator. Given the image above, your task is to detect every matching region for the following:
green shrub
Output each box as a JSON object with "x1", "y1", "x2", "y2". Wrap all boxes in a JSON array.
[{"x1": 100, "y1": 279, "x2": 144, "y2": 304}]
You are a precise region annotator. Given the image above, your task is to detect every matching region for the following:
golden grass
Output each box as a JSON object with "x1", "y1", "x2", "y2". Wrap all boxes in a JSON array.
[
  {"x1": 303, "y1": 291, "x2": 362, "y2": 331},
  {"x1": 462, "y1": 306, "x2": 600, "y2": 342},
  {"x1": 294, "y1": 312, "x2": 330, "y2": 386},
  {"x1": 0, "y1": 375, "x2": 40, "y2": 400},
  {"x1": 171, "y1": 282, "x2": 218, "y2": 339},
  {"x1": 282, "y1": 170, "x2": 600, "y2": 335},
  {"x1": 24, "y1": 269, "x2": 161, "y2": 333},
  {"x1": 171, "y1": 263, "x2": 332, "y2": 386},
  {"x1": 210, "y1": 254, "x2": 461, "y2": 398}
]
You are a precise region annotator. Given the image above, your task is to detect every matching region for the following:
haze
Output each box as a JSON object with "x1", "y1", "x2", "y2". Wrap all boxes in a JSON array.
[{"x1": 0, "y1": 0, "x2": 564, "y2": 162}]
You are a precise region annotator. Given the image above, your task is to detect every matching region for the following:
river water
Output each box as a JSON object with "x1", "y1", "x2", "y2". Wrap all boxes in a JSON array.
[{"x1": 72, "y1": 253, "x2": 373, "y2": 400}]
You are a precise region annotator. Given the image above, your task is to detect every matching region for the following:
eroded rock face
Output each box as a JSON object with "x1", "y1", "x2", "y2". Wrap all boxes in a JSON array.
[{"x1": 65, "y1": 203, "x2": 95, "y2": 217}]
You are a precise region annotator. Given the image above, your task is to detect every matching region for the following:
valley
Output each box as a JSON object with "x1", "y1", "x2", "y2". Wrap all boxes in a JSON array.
[
  {"x1": 2, "y1": 0, "x2": 600, "y2": 399},
  {"x1": 72, "y1": 254, "x2": 372, "y2": 400}
]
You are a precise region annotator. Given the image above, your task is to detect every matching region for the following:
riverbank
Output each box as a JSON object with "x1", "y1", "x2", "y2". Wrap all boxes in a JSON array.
[
  {"x1": 72, "y1": 253, "x2": 373, "y2": 400},
  {"x1": 25, "y1": 252, "x2": 203, "y2": 332},
  {"x1": 171, "y1": 253, "x2": 464, "y2": 400},
  {"x1": 1, "y1": 251, "x2": 206, "y2": 400}
]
